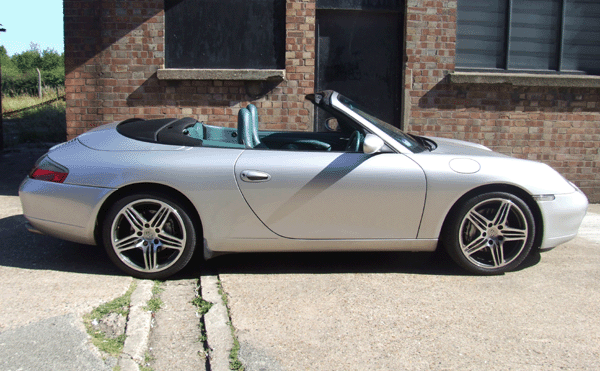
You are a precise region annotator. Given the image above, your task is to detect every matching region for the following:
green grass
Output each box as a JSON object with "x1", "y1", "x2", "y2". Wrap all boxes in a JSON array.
[
  {"x1": 83, "y1": 281, "x2": 137, "y2": 357},
  {"x1": 217, "y1": 280, "x2": 244, "y2": 371},
  {"x1": 192, "y1": 296, "x2": 214, "y2": 315},
  {"x1": 139, "y1": 352, "x2": 156, "y2": 371},
  {"x1": 192, "y1": 292, "x2": 213, "y2": 343},
  {"x1": 2, "y1": 91, "x2": 67, "y2": 147},
  {"x1": 144, "y1": 280, "x2": 164, "y2": 312},
  {"x1": 2, "y1": 88, "x2": 65, "y2": 112}
]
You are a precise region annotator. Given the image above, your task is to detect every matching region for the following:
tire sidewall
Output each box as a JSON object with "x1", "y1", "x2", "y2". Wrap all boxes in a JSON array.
[
  {"x1": 102, "y1": 192, "x2": 197, "y2": 279},
  {"x1": 444, "y1": 192, "x2": 535, "y2": 275}
]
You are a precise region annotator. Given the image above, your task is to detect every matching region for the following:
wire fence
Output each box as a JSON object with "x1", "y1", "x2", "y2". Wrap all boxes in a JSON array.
[{"x1": 2, "y1": 95, "x2": 66, "y2": 118}]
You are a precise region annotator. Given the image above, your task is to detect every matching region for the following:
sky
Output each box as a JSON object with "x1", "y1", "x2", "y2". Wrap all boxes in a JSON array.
[{"x1": 0, "y1": 0, "x2": 64, "y2": 56}]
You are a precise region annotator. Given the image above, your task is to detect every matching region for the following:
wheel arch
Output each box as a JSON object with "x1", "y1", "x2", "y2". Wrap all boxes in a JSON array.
[
  {"x1": 94, "y1": 182, "x2": 204, "y2": 246},
  {"x1": 440, "y1": 183, "x2": 544, "y2": 250}
]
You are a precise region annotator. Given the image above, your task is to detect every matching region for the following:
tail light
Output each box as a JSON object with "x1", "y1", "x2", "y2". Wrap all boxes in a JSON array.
[{"x1": 29, "y1": 155, "x2": 69, "y2": 183}]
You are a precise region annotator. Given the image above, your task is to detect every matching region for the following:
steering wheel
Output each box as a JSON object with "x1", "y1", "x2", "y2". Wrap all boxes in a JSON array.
[{"x1": 345, "y1": 130, "x2": 362, "y2": 152}]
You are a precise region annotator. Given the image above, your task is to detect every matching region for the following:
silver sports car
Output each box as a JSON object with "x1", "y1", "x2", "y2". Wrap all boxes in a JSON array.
[{"x1": 20, "y1": 91, "x2": 588, "y2": 278}]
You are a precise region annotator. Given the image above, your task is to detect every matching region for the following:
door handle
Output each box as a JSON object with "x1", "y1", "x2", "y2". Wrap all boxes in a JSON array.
[{"x1": 240, "y1": 170, "x2": 271, "y2": 183}]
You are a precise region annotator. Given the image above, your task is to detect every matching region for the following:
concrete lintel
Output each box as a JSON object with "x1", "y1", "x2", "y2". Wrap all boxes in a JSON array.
[
  {"x1": 157, "y1": 68, "x2": 286, "y2": 81},
  {"x1": 450, "y1": 71, "x2": 600, "y2": 88}
]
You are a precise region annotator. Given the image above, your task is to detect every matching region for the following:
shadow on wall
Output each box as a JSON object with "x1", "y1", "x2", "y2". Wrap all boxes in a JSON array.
[
  {"x1": 126, "y1": 75, "x2": 245, "y2": 112},
  {"x1": 123, "y1": 76, "x2": 286, "y2": 125},
  {"x1": 64, "y1": 0, "x2": 160, "y2": 76}
]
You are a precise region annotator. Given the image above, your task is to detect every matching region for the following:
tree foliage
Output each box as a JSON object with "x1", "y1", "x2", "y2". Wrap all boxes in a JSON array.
[{"x1": 1, "y1": 43, "x2": 65, "y2": 96}]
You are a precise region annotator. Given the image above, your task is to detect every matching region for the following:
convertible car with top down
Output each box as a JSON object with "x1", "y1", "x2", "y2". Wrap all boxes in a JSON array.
[{"x1": 19, "y1": 91, "x2": 588, "y2": 278}]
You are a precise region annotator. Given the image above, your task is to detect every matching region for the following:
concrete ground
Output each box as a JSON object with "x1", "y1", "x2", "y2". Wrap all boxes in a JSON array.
[
  {"x1": 146, "y1": 279, "x2": 207, "y2": 371},
  {"x1": 216, "y1": 206, "x2": 600, "y2": 371}
]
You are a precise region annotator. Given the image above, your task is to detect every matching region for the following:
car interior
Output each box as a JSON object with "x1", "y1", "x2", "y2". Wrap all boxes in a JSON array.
[{"x1": 116, "y1": 103, "x2": 365, "y2": 152}]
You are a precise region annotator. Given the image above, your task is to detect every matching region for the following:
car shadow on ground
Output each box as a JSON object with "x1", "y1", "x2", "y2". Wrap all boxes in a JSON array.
[
  {"x1": 0, "y1": 214, "x2": 124, "y2": 276},
  {"x1": 209, "y1": 246, "x2": 542, "y2": 277},
  {"x1": 212, "y1": 251, "x2": 455, "y2": 276},
  {"x1": 0, "y1": 213, "x2": 542, "y2": 279},
  {"x1": 0, "y1": 213, "x2": 206, "y2": 279}
]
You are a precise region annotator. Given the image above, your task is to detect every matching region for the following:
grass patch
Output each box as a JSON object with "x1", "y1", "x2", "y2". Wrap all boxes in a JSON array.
[
  {"x1": 217, "y1": 280, "x2": 244, "y2": 371},
  {"x1": 144, "y1": 280, "x2": 164, "y2": 313},
  {"x1": 2, "y1": 88, "x2": 65, "y2": 112},
  {"x1": 192, "y1": 289, "x2": 213, "y2": 344},
  {"x1": 192, "y1": 296, "x2": 214, "y2": 316},
  {"x1": 2, "y1": 101, "x2": 66, "y2": 147},
  {"x1": 139, "y1": 352, "x2": 156, "y2": 371},
  {"x1": 84, "y1": 281, "x2": 137, "y2": 357}
]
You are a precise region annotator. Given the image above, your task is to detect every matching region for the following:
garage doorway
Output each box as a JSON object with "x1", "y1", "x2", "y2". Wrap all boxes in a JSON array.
[{"x1": 315, "y1": 1, "x2": 404, "y2": 130}]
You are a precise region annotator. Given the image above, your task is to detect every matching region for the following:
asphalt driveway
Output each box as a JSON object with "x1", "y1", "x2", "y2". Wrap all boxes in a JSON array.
[{"x1": 216, "y1": 206, "x2": 600, "y2": 371}]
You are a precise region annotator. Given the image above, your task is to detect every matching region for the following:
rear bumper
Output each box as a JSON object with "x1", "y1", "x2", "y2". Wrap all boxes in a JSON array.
[
  {"x1": 19, "y1": 177, "x2": 114, "y2": 245},
  {"x1": 537, "y1": 190, "x2": 588, "y2": 249}
]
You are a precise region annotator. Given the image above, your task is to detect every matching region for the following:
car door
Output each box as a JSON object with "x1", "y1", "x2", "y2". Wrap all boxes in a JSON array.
[{"x1": 234, "y1": 149, "x2": 426, "y2": 239}]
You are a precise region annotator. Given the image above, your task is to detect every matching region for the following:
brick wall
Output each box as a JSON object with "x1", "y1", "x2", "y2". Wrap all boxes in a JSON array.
[
  {"x1": 64, "y1": 0, "x2": 315, "y2": 137},
  {"x1": 404, "y1": 0, "x2": 600, "y2": 202}
]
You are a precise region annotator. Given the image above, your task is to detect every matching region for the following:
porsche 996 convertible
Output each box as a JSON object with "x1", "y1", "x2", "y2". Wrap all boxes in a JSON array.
[{"x1": 19, "y1": 91, "x2": 588, "y2": 278}]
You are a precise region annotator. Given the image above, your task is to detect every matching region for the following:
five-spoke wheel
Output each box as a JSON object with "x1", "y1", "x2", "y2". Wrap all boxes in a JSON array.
[
  {"x1": 102, "y1": 193, "x2": 196, "y2": 279},
  {"x1": 444, "y1": 192, "x2": 535, "y2": 274}
]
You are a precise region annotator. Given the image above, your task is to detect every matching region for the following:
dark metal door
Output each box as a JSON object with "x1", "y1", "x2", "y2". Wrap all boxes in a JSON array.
[{"x1": 316, "y1": 6, "x2": 403, "y2": 130}]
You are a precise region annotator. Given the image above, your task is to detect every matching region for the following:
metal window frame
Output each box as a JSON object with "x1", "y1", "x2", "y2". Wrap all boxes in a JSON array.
[{"x1": 457, "y1": 0, "x2": 589, "y2": 75}]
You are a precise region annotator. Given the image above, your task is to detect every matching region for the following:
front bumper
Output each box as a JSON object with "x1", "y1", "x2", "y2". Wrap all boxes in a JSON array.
[
  {"x1": 19, "y1": 177, "x2": 114, "y2": 245},
  {"x1": 537, "y1": 189, "x2": 589, "y2": 249}
]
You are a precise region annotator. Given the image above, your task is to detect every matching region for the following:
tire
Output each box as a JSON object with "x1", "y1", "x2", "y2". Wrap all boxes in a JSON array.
[
  {"x1": 443, "y1": 192, "x2": 535, "y2": 275},
  {"x1": 102, "y1": 192, "x2": 197, "y2": 279}
]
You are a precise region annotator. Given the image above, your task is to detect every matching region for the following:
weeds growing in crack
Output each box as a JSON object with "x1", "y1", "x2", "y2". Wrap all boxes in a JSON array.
[
  {"x1": 217, "y1": 279, "x2": 244, "y2": 371},
  {"x1": 139, "y1": 351, "x2": 156, "y2": 371},
  {"x1": 192, "y1": 278, "x2": 212, "y2": 367},
  {"x1": 84, "y1": 280, "x2": 137, "y2": 357},
  {"x1": 144, "y1": 280, "x2": 164, "y2": 313}
]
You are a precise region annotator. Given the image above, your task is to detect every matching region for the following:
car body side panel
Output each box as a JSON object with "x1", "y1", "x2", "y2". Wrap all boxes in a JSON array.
[
  {"x1": 207, "y1": 237, "x2": 438, "y2": 253},
  {"x1": 412, "y1": 153, "x2": 584, "y2": 244},
  {"x1": 234, "y1": 150, "x2": 427, "y2": 239},
  {"x1": 42, "y1": 141, "x2": 279, "y2": 243}
]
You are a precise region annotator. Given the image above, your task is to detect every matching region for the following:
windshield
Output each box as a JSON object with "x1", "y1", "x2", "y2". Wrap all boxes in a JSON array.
[{"x1": 337, "y1": 95, "x2": 426, "y2": 153}]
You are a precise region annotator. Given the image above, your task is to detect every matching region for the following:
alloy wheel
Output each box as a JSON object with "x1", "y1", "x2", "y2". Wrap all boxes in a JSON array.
[
  {"x1": 458, "y1": 198, "x2": 530, "y2": 269},
  {"x1": 110, "y1": 198, "x2": 187, "y2": 273}
]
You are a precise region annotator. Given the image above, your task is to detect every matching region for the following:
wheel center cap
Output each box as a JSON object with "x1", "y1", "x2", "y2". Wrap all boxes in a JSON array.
[
  {"x1": 143, "y1": 229, "x2": 155, "y2": 239},
  {"x1": 488, "y1": 227, "x2": 499, "y2": 238}
]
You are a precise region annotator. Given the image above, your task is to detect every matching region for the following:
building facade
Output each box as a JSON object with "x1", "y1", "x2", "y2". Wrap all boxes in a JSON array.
[{"x1": 64, "y1": 0, "x2": 600, "y2": 202}]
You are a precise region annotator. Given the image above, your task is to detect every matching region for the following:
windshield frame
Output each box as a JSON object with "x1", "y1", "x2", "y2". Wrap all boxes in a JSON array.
[{"x1": 331, "y1": 92, "x2": 427, "y2": 154}]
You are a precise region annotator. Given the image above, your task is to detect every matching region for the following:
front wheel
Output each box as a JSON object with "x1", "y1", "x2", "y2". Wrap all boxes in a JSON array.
[
  {"x1": 102, "y1": 193, "x2": 197, "y2": 279},
  {"x1": 443, "y1": 192, "x2": 535, "y2": 275}
]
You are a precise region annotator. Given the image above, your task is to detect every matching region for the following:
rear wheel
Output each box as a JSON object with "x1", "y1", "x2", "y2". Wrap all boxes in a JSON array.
[
  {"x1": 102, "y1": 192, "x2": 196, "y2": 279},
  {"x1": 444, "y1": 192, "x2": 535, "y2": 275}
]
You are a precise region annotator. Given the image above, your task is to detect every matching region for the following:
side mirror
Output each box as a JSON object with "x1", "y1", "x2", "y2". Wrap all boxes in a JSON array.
[{"x1": 363, "y1": 134, "x2": 385, "y2": 154}]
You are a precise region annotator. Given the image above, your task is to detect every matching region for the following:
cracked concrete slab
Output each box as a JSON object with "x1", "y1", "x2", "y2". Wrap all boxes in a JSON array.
[
  {"x1": 118, "y1": 280, "x2": 154, "y2": 371},
  {"x1": 147, "y1": 279, "x2": 206, "y2": 371},
  {"x1": 201, "y1": 273, "x2": 235, "y2": 371}
]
